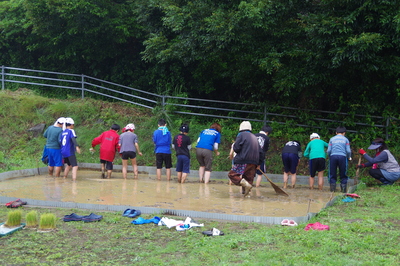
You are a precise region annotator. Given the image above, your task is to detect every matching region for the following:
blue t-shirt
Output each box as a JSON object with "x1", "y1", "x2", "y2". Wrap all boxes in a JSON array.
[
  {"x1": 196, "y1": 129, "x2": 221, "y2": 151},
  {"x1": 153, "y1": 129, "x2": 171, "y2": 154},
  {"x1": 60, "y1": 129, "x2": 77, "y2": 158}
]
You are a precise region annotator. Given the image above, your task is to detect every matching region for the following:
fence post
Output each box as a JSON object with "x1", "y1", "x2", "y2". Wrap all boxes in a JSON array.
[
  {"x1": 263, "y1": 105, "x2": 267, "y2": 125},
  {"x1": 386, "y1": 117, "x2": 390, "y2": 140},
  {"x1": 162, "y1": 95, "x2": 166, "y2": 112},
  {"x1": 1, "y1": 66, "x2": 4, "y2": 90},
  {"x1": 81, "y1": 74, "x2": 85, "y2": 99}
]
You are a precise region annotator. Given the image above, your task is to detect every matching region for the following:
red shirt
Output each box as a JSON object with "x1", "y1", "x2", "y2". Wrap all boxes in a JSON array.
[{"x1": 92, "y1": 130, "x2": 120, "y2": 162}]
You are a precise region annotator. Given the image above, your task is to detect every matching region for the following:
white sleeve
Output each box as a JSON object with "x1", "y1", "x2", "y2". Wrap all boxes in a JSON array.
[{"x1": 213, "y1": 143, "x2": 219, "y2": 150}]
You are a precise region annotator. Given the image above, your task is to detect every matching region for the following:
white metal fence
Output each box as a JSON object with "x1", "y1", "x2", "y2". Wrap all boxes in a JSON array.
[{"x1": 1, "y1": 65, "x2": 396, "y2": 138}]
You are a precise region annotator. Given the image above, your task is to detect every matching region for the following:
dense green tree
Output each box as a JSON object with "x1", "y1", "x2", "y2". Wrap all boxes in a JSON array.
[{"x1": 1, "y1": 0, "x2": 399, "y2": 115}]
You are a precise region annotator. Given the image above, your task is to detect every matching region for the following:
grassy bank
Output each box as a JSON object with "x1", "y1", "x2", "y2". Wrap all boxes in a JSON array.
[
  {"x1": 0, "y1": 184, "x2": 399, "y2": 265},
  {"x1": 0, "y1": 89, "x2": 391, "y2": 186}
]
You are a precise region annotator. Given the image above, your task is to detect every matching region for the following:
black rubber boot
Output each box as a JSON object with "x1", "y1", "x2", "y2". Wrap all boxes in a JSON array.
[
  {"x1": 340, "y1": 184, "x2": 347, "y2": 193},
  {"x1": 330, "y1": 183, "x2": 336, "y2": 192}
]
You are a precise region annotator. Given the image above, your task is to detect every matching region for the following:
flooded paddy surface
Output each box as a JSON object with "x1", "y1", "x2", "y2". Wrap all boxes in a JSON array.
[{"x1": 0, "y1": 170, "x2": 334, "y2": 217}]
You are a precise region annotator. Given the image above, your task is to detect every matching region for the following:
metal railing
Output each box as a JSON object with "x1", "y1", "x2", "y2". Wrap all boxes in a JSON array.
[{"x1": 1, "y1": 66, "x2": 397, "y2": 138}]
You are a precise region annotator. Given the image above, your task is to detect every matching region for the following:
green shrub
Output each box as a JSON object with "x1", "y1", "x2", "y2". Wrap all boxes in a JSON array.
[
  {"x1": 39, "y1": 213, "x2": 57, "y2": 230},
  {"x1": 26, "y1": 210, "x2": 39, "y2": 228},
  {"x1": 5, "y1": 210, "x2": 22, "y2": 227}
]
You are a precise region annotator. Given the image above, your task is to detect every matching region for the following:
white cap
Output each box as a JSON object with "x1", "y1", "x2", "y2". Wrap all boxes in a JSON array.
[
  {"x1": 239, "y1": 121, "x2": 252, "y2": 131},
  {"x1": 56, "y1": 117, "x2": 66, "y2": 124},
  {"x1": 65, "y1": 117, "x2": 74, "y2": 125},
  {"x1": 125, "y1": 123, "x2": 135, "y2": 131},
  {"x1": 310, "y1": 133, "x2": 320, "y2": 140}
]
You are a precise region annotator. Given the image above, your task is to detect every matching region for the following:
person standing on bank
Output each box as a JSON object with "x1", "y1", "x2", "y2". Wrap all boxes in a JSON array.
[
  {"x1": 327, "y1": 126, "x2": 352, "y2": 192},
  {"x1": 153, "y1": 119, "x2": 172, "y2": 181},
  {"x1": 281, "y1": 140, "x2": 302, "y2": 189},
  {"x1": 90, "y1": 124, "x2": 121, "y2": 179},
  {"x1": 196, "y1": 123, "x2": 221, "y2": 183},
  {"x1": 43, "y1": 117, "x2": 66, "y2": 177},
  {"x1": 228, "y1": 121, "x2": 262, "y2": 197},
  {"x1": 358, "y1": 138, "x2": 400, "y2": 185},
  {"x1": 254, "y1": 126, "x2": 272, "y2": 187},
  {"x1": 119, "y1": 123, "x2": 142, "y2": 179},
  {"x1": 172, "y1": 124, "x2": 191, "y2": 183},
  {"x1": 304, "y1": 133, "x2": 328, "y2": 190}
]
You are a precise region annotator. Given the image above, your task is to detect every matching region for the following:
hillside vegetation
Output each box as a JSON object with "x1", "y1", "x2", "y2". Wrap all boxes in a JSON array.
[{"x1": 0, "y1": 88, "x2": 393, "y2": 185}]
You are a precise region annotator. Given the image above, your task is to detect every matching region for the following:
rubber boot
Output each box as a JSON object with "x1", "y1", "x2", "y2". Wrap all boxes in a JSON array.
[
  {"x1": 240, "y1": 178, "x2": 252, "y2": 197},
  {"x1": 340, "y1": 184, "x2": 347, "y2": 193},
  {"x1": 330, "y1": 183, "x2": 336, "y2": 192},
  {"x1": 283, "y1": 182, "x2": 287, "y2": 189}
]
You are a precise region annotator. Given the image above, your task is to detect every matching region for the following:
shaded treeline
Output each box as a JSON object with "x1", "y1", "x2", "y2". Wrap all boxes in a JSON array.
[{"x1": 1, "y1": 0, "x2": 399, "y2": 116}]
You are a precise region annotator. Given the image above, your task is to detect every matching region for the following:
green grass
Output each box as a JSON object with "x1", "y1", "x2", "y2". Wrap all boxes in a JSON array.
[{"x1": 0, "y1": 185, "x2": 399, "y2": 265}]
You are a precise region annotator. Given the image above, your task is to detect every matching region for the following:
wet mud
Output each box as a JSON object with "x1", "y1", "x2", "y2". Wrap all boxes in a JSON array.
[{"x1": 0, "y1": 170, "x2": 334, "y2": 217}]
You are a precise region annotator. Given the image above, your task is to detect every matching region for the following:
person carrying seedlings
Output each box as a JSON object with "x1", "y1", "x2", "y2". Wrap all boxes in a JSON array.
[
  {"x1": 304, "y1": 133, "x2": 328, "y2": 190},
  {"x1": 172, "y1": 123, "x2": 191, "y2": 183},
  {"x1": 90, "y1": 124, "x2": 120, "y2": 179},
  {"x1": 228, "y1": 121, "x2": 262, "y2": 197},
  {"x1": 254, "y1": 125, "x2": 272, "y2": 187},
  {"x1": 59, "y1": 117, "x2": 81, "y2": 181},
  {"x1": 327, "y1": 126, "x2": 352, "y2": 192},
  {"x1": 153, "y1": 119, "x2": 172, "y2": 181},
  {"x1": 43, "y1": 117, "x2": 66, "y2": 177},
  {"x1": 119, "y1": 123, "x2": 142, "y2": 179},
  {"x1": 281, "y1": 140, "x2": 302, "y2": 189},
  {"x1": 196, "y1": 122, "x2": 222, "y2": 183},
  {"x1": 357, "y1": 138, "x2": 400, "y2": 185}
]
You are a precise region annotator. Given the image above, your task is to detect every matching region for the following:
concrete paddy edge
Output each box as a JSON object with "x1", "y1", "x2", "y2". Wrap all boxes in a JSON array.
[{"x1": 0, "y1": 164, "x2": 357, "y2": 225}]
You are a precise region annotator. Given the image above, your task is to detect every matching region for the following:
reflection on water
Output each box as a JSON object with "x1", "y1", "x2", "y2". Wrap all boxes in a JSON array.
[{"x1": 0, "y1": 170, "x2": 333, "y2": 217}]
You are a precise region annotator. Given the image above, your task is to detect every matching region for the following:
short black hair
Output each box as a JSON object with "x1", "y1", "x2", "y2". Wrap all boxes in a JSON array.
[
  {"x1": 158, "y1": 119, "x2": 166, "y2": 126},
  {"x1": 261, "y1": 125, "x2": 272, "y2": 133},
  {"x1": 111, "y1": 124, "x2": 120, "y2": 131},
  {"x1": 336, "y1": 126, "x2": 346, "y2": 133},
  {"x1": 179, "y1": 123, "x2": 189, "y2": 133}
]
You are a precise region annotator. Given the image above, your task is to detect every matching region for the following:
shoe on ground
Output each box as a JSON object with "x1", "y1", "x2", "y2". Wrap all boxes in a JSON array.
[
  {"x1": 281, "y1": 219, "x2": 290, "y2": 226},
  {"x1": 127, "y1": 209, "x2": 141, "y2": 218},
  {"x1": 10, "y1": 201, "x2": 23, "y2": 208},
  {"x1": 63, "y1": 213, "x2": 84, "y2": 222},
  {"x1": 202, "y1": 228, "x2": 224, "y2": 236},
  {"x1": 288, "y1": 220, "x2": 298, "y2": 226},
  {"x1": 82, "y1": 213, "x2": 103, "y2": 222}
]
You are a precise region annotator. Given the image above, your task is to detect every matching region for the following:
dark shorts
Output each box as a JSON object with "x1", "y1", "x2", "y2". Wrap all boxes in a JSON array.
[
  {"x1": 64, "y1": 155, "x2": 78, "y2": 167},
  {"x1": 255, "y1": 160, "x2": 266, "y2": 175},
  {"x1": 121, "y1": 151, "x2": 137, "y2": 160},
  {"x1": 100, "y1": 159, "x2": 113, "y2": 170},
  {"x1": 282, "y1": 153, "x2": 299, "y2": 174},
  {"x1": 48, "y1": 148, "x2": 63, "y2": 167},
  {"x1": 196, "y1": 148, "x2": 213, "y2": 171},
  {"x1": 309, "y1": 158, "x2": 326, "y2": 177},
  {"x1": 156, "y1": 153, "x2": 172, "y2": 169},
  {"x1": 176, "y1": 155, "x2": 190, "y2": 173}
]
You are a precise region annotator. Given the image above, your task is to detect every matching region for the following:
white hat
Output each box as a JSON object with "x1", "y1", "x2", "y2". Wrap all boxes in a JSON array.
[
  {"x1": 239, "y1": 121, "x2": 252, "y2": 132},
  {"x1": 54, "y1": 117, "x2": 66, "y2": 127},
  {"x1": 310, "y1": 133, "x2": 320, "y2": 140},
  {"x1": 65, "y1": 117, "x2": 74, "y2": 125},
  {"x1": 125, "y1": 123, "x2": 135, "y2": 131}
]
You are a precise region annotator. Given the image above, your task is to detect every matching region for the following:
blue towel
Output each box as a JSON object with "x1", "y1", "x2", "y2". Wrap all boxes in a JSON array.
[
  {"x1": 342, "y1": 197, "x2": 356, "y2": 203},
  {"x1": 158, "y1": 126, "x2": 169, "y2": 135},
  {"x1": 131, "y1": 216, "x2": 160, "y2": 225}
]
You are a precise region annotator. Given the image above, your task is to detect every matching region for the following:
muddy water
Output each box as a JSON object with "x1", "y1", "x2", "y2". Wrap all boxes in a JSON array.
[{"x1": 0, "y1": 170, "x2": 333, "y2": 217}]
